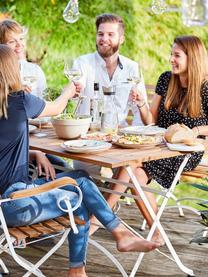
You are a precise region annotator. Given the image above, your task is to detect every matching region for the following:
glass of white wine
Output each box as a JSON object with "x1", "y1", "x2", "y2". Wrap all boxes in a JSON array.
[
  {"x1": 64, "y1": 59, "x2": 82, "y2": 82},
  {"x1": 64, "y1": 59, "x2": 85, "y2": 117},
  {"x1": 127, "y1": 65, "x2": 142, "y2": 109},
  {"x1": 20, "y1": 60, "x2": 38, "y2": 93}
]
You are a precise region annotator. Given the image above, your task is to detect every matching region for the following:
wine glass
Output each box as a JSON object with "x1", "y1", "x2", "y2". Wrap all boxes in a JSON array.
[
  {"x1": 64, "y1": 59, "x2": 82, "y2": 82},
  {"x1": 64, "y1": 59, "x2": 85, "y2": 117},
  {"x1": 127, "y1": 65, "x2": 142, "y2": 109},
  {"x1": 20, "y1": 60, "x2": 38, "y2": 94}
]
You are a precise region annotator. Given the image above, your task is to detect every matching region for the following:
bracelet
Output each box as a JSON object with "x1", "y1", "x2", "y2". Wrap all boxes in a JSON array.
[{"x1": 137, "y1": 102, "x2": 146, "y2": 109}]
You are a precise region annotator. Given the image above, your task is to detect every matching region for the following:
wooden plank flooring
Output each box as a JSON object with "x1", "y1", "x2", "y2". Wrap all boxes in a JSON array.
[{"x1": 1, "y1": 203, "x2": 208, "y2": 277}]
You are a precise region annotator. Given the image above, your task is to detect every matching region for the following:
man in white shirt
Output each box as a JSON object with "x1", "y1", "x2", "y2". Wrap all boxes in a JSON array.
[
  {"x1": 72, "y1": 14, "x2": 152, "y2": 238},
  {"x1": 73, "y1": 13, "x2": 147, "y2": 127},
  {"x1": 73, "y1": 14, "x2": 148, "y2": 174}
]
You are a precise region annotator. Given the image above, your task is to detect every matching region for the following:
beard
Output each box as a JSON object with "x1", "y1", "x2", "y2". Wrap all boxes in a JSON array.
[{"x1": 96, "y1": 43, "x2": 119, "y2": 58}]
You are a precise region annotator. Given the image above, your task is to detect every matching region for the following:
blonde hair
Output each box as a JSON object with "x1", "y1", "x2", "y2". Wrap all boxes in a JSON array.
[
  {"x1": 165, "y1": 35, "x2": 208, "y2": 118},
  {"x1": 0, "y1": 44, "x2": 21, "y2": 119},
  {"x1": 0, "y1": 19, "x2": 23, "y2": 44}
]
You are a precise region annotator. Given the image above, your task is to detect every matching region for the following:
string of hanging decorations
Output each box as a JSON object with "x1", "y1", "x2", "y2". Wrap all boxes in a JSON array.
[
  {"x1": 151, "y1": 0, "x2": 208, "y2": 26},
  {"x1": 62, "y1": 0, "x2": 208, "y2": 27}
]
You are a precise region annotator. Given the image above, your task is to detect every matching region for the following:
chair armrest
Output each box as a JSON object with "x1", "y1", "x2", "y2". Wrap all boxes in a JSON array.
[{"x1": 9, "y1": 177, "x2": 77, "y2": 200}]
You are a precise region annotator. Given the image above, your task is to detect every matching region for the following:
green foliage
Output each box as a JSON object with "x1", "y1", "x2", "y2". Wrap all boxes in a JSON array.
[
  {"x1": 200, "y1": 210, "x2": 208, "y2": 226},
  {"x1": 188, "y1": 182, "x2": 208, "y2": 244},
  {"x1": 1, "y1": 0, "x2": 208, "y2": 90},
  {"x1": 190, "y1": 227, "x2": 208, "y2": 244},
  {"x1": 154, "y1": 180, "x2": 208, "y2": 244}
]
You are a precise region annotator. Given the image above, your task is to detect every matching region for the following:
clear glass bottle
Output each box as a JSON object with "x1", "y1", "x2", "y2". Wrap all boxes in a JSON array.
[
  {"x1": 101, "y1": 86, "x2": 118, "y2": 134},
  {"x1": 90, "y1": 83, "x2": 103, "y2": 131}
]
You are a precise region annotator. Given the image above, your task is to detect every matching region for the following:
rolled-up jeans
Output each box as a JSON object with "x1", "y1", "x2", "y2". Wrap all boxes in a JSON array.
[{"x1": 2, "y1": 170, "x2": 120, "y2": 268}]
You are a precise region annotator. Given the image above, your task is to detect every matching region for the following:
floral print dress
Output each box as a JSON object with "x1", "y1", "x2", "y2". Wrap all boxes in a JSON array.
[{"x1": 143, "y1": 71, "x2": 208, "y2": 188}]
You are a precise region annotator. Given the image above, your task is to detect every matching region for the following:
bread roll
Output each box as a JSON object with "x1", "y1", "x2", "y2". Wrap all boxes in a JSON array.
[{"x1": 164, "y1": 123, "x2": 196, "y2": 145}]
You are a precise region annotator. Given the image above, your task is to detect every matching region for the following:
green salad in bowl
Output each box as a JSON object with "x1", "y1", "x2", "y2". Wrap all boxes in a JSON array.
[{"x1": 52, "y1": 113, "x2": 91, "y2": 139}]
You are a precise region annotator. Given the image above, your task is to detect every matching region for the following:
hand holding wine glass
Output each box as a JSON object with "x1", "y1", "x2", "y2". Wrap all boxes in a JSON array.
[
  {"x1": 129, "y1": 87, "x2": 146, "y2": 108},
  {"x1": 127, "y1": 65, "x2": 142, "y2": 109},
  {"x1": 64, "y1": 59, "x2": 86, "y2": 115},
  {"x1": 64, "y1": 59, "x2": 84, "y2": 96}
]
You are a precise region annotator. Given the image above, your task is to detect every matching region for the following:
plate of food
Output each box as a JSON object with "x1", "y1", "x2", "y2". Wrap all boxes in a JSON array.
[
  {"x1": 29, "y1": 125, "x2": 37, "y2": 133},
  {"x1": 120, "y1": 125, "x2": 166, "y2": 136},
  {"x1": 113, "y1": 134, "x2": 163, "y2": 149},
  {"x1": 164, "y1": 123, "x2": 205, "y2": 152},
  {"x1": 61, "y1": 140, "x2": 112, "y2": 153}
]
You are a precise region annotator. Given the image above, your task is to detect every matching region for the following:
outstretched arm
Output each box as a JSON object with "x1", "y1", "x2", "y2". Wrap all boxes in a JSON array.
[{"x1": 38, "y1": 82, "x2": 77, "y2": 117}]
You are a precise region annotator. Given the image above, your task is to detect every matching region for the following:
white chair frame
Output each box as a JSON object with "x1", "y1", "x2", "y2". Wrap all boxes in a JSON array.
[{"x1": 0, "y1": 177, "x2": 83, "y2": 277}]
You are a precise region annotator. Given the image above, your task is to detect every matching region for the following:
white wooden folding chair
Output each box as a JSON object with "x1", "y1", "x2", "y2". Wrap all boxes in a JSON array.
[{"x1": 0, "y1": 177, "x2": 84, "y2": 277}]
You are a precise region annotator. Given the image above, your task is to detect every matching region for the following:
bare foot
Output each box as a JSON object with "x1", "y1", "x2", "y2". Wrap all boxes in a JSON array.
[
  {"x1": 152, "y1": 230, "x2": 165, "y2": 246},
  {"x1": 112, "y1": 224, "x2": 160, "y2": 252},
  {"x1": 68, "y1": 266, "x2": 87, "y2": 277}
]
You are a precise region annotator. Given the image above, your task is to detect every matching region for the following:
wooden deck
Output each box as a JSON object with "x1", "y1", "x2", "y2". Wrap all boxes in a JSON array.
[{"x1": 1, "y1": 203, "x2": 208, "y2": 277}]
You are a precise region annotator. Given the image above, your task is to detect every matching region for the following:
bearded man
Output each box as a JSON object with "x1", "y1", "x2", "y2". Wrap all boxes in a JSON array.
[
  {"x1": 73, "y1": 13, "x2": 147, "y2": 173},
  {"x1": 73, "y1": 13, "x2": 147, "y2": 125}
]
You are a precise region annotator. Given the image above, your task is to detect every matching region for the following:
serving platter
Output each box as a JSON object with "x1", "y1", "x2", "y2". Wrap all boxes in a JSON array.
[
  {"x1": 61, "y1": 139, "x2": 112, "y2": 153},
  {"x1": 120, "y1": 125, "x2": 166, "y2": 136},
  {"x1": 113, "y1": 134, "x2": 163, "y2": 149},
  {"x1": 113, "y1": 141, "x2": 163, "y2": 149}
]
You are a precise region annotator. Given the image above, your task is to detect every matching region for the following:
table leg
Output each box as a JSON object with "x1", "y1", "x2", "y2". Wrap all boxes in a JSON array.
[{"x1": 126, "y1": 154, "x2": 195, "y2": 277}]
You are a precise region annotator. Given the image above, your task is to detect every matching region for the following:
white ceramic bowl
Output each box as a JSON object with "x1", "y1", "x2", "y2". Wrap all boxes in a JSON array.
[{"x1": 52, "y1": 115, "x2": 91, "y2": 139}]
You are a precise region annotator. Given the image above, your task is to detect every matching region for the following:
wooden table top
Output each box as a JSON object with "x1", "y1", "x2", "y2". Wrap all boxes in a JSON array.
[{"x1": 29, "y1": 128, "x2": 208, "y2": 169}]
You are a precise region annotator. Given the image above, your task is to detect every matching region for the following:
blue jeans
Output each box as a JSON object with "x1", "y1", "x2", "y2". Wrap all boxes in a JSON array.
[
  {"x1": 2, "y1": 170, "x2": 120, "y2": 267},
  {"x1": 31, "y1": 154, "x2": 69, "y2": 174},
  {"x1": 46, "y1": 154, "x2": 69, "y2": 173}
]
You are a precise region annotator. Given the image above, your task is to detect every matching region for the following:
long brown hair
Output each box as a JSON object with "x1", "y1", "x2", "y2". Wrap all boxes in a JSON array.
[
  {"x1": 165, "y1": 35, "x2": 208, "y2": 117},
  {"x1": 0, "y1": 44, "x2": 21, "y2": 119},
  {"x1": 0, "y1": 19, "x2": 23, "y2": 43}
]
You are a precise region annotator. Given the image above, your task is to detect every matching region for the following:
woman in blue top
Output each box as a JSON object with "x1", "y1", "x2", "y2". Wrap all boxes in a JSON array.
[
  {"x1": 0, "y1": 18, "x2": 70, "y2": 172},
  {"x1": 0, "y1": 45, "x2": 158, "y2": 277}
]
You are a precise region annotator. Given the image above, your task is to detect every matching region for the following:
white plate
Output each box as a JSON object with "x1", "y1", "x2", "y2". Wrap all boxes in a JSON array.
[
  {"x1": 61, "y1": 140, "x2": 112, "y2": 153},
  {"x1": 29, "y1": 125, "x2": 37, "y2": 133},
  {"x1": 29, "y1": 117, "x2": 50, "y2": 126},
  {"x1": 120, "y1": 125, "x2": 166, "y2": 136},
  {"x1": 166, "y1": 142, "x2": 205, "y2": 152}
]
